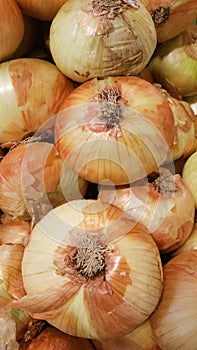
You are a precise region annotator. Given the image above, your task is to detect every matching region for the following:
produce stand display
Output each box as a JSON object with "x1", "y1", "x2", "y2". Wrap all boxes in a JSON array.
[{"x1": 0, "y1": 1, "x2": 197, "y2": 349}]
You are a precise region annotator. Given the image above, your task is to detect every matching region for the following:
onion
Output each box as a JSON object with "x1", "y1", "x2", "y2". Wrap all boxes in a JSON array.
[
  {"x1": 150, "y1": 250, "x2": 197, "y2": 350},
  {"x1": 171, "y1": 221, "x2": 197, "y2": 256},
  {"x1": 15, "y1": 0, "x2": 67, "y2": 21},
  {"x1": 148, "y1": 24, "x2": 197, "y2": 98},
  {"x1": 55, "y1": 76, "x2": 175, "y2": 185},
  {"x1": 49, "y1": 0, "x2": 157, "y2": 83},
  {"x1": 0, "y1": 217, "x2": 31, "y2": 246},
  {"x1": 0, "y1": 58, "x2": 74, "y2": 146},
  {"x1": 0, "y1": 0, "x2": 24, "y2": 62},
  {"x1": 182, "y1": 150, "x2": 197, "y2": 208},
  {"x1": 184, "y1": 94, "x2": 197, "y2": 115},
  {"x1": 93, "y1": 319, "x2": 160, "y2": 349},
  {"x1": 0, "y1": 141, "x2": 88, "y2": 222},
  {"x1": 13, "y1": 199, "x2": 163, "y2": 340},
  {"x1": 140, "y1": 0, "x2": 197, "y2": 42},
  {"x1": 155, "y1": 84, "x2": 197, "y2": 160},
  {"x1": 98, "y1": 167, "x2": 195, "y2": 253},
  {"x1": 23, "y1": 325, "x2": 94, "y2": 350}
]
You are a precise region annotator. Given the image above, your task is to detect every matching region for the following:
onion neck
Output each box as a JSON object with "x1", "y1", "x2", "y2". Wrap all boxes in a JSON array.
[
  {"x1": 149, "y1": 172, "x2": 178, "y2": 194},
  {"x1": 151, "y1": 6, "x2": 170, "y2": 27},
  {"x1": 88, "y1": 0, "x2": 140, "y2": 18}
]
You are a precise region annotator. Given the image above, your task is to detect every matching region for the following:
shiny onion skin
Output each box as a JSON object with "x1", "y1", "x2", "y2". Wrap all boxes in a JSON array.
[
  {"x1": 0, "y1": 0, "x2": 24, "y2": 62},
  {"x1": 49, "y1": 0, "x2": 157, "y2": 83},
  {"x1": 13, "y1": 199, "x2": 163, "y2": 341},
  {"x1": 0, "y1": 58, "x2": 74, "y2": 145},
  {"x1": 150, "y1": 251, "x2": 197, "y2": 350},
  {"x1": 55, "y1": 76, "x2": 175, "y2": 185},
  {"x1": 15, "y1": 0, "x2": 67, "y2": 21}
]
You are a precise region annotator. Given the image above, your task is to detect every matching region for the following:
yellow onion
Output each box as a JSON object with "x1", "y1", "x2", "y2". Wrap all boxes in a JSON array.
[
  {"x1": 148, "y1": 24, "x2": 197, "y2": 98},
  {"x1": 55, "y1": 76, "x2": 175, "y2": 185},
  {"x1": 13, "y1": 199, "x2": 163, "y2": 340},
  {"x1": 0, "y1": 58, "x2": 74, "y2": 146},
  {"x1": 98, "y1": 167, "x2": 195, "y2": 253},
  {"x1": 140, "y1": 0, "x2": 197, "y2": 42},
  {"x1": 23, "y1": 325, "x2": 94, "y2": 350},
  {"x1": 0, "y1": 0, "x2": 24, "y2": 62},
  {"x1": 155, "y1": 84, "x2": 197, "y2": 160},
  {"x1": 0, "y1": 217, "x2": 31, "y2": 246},
  {"x1": 49, "y1": 0, "x2": 157, "y2": 83},
  {"x1": 171, "y1": 221, "x2": 197, "y2": 256},
  {"x1": 15, "y1": 0, "x2": 67, "y2": 21},
  {"x1": 150, "y1": 250, "x2": 197, "y2": 350},
  {"x1": 184, "y1": 94, "x2": 197, "y2": 115},
  {"x1": 93, "y1": 319, "x2": 160, "y2": 350},
  {"x1": 182, "y1": 150, "x2": 197, "y2": 208},
  {"x1": 0, "y1": 141, "x2": 88, "y2": 222}
]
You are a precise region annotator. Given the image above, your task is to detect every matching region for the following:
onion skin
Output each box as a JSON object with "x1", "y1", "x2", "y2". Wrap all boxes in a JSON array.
[
  {"x1": 0, "y1": 58, "x2": 74, "y2": 145},
  {"x1": 49, "y1": 0, "x2": 157, "y2": 83},
  {"x1": 150, "y1": 250, "x2": 197, "y2": 350},
  {"x1": 24, "y1": 326, "x2": 94, "y2": 350},
  {"x1": 182, "y1": 150, "x2": 197, "y2": 209},
  {"x1": 15, "y1": 0, "x2": 67, "y2": 21},
  {"x1": 13, "y1": 199, "x2": 163, "y2": 341},
  {"x1": 55, "y1": 76, "x2": 175, "y2": 185},
  {"x1": 0, "y1": 0, "x2": 24, "y2": 62}
]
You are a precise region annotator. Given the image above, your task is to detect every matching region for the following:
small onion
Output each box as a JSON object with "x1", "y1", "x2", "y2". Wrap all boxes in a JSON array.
[
  {"x1": 148, "y1": 24, "x2": 197, "y2": 98},
  {"x1": 24, "y1": 325, "x2": 94, "y2": 350},
  {"x1": 98, "y1": 167, "x2": 195, "y2": 253},
  {"x1": 13, "y1": 199, "x2": 163, "y2": 340},
  {"x1": 0, "y1": 141, "x2": 88, "y2": 222},
  {"x1": 15, "y1": 0, "x2": 67, "y2": 21},
  {"x1": 49, "y1": 0, "x2": 157, "y2": 83},
  {"x1": 55, "y1": 76, "x2": 175, "y2": 185},
  {"x1": 150, "y1": 250, "x2": 197, "y2": 350},
  {"x1": 140, "y1": 0, "x2": 197, "y2": 42},
  {"x1": 0, "y1": 0, "x2": 24, "y2": 62},
  {"x1": 182, "y1": 150, "x2": 197, "y2": 208},
  {"x1": 0, "y1": 58, "x2": 74, "y2": 146}
]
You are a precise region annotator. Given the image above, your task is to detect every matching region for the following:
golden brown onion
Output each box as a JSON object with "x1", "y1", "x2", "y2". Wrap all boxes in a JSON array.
[
  {"x1": 13, "y1": 199, "x2": 163, "y2": 341},
  {"x1": 0, "y1": 58, "x2": 74, "y2": 146},
  {"x1": 55, "y1": 76, "x2": 175, "y2": 185},
  {"x1": 98, "y1": 168, "x2": 195, "y2": 253},
  {"x1": 150, "y1": 250, "x2": 197, "y2": 350},
  {"x1": 49, "y1": 0, "x2": 157, "y2": 83},
  {"x1": 15, "y1": 0, "x2": 67, "y2": 21},
  {"x1": 0, "y1": 0, "x2": 24, "y2": 62}
]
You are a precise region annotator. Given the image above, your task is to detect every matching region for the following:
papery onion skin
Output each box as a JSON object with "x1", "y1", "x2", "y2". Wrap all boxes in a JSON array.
[
  {"x1": 0, "y1": 58, "x2": 74, "y2": 145},
  {"x1": 0, "y1": 217, "x2": 31, "y2": 246},
  {"x1": 55, "y1": 76, "x2": 175, "y2": 185},
  {"x1": 15, "y1": 0, "x2": 68, "y2": 21},
  {"x1": 150, "y1": 250, "x2": 197, "y2": 350},
  {"x1": 148, "y1": 25, "x2": 197, "y2": 98},
  {"x1": 24, "y1": 325, "x2": 94, "y2": 350},
  {"x1": 182, "y1": 150, "x2": 197, "y2": 209},
  {"x1": 14, "y1": 199, "x2": 163, "y2": 341},
  {"x1": 49, "y1": 0, "x2": 157, "y2": 83},
  {"x1": 0, "y1": 142, "x2": 87, "y2": 222},
  {"x1": 0, "y1": 0, "x2": 24, "y2": 62},
  {"x1": 98, "y1": 168, "x2": 195, "y2": 253}
]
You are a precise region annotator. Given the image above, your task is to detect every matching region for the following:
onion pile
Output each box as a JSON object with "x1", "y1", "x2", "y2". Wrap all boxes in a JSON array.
[{"x1": 0, "y1": 0, "x2": 196, "y2": 349}]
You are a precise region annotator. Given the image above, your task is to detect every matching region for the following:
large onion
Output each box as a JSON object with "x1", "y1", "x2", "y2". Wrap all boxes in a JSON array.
[
  {"x1": 13, "y1": 199, "x2": 163, "y2": 340},
  {"x1": 55, "y1": 76, "x2": 175, "y2": 185},
  {"x1": 0, "y1": 58, "x2": 74, "y2": 146},
  {"x1": 150, "y1": 250, "x2": 197, "y2": 350},
  {"x1": 15, "y1": 0, "x2": 67, "y2": 21},
  {"x1": 0, "y1": 0, "x2": 24, "y2": 62},
  {"x1": 49, "y1": 0, "x2": 157, "y2": 83}
]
